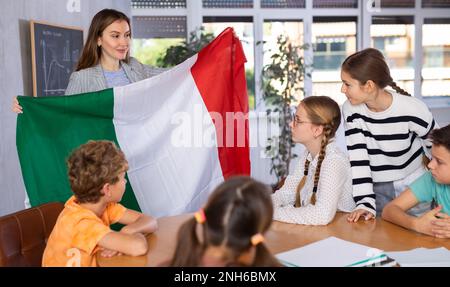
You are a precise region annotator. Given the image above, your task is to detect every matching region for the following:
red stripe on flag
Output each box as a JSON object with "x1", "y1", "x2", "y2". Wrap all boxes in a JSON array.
[{"x1": 191, "y1": 27, "x2": 251, "y2": 178}]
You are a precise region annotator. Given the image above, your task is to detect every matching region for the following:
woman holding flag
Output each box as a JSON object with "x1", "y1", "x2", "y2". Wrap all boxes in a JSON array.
[{"x1": 12, "y1": 8, "x2": 164, "y2": 113}]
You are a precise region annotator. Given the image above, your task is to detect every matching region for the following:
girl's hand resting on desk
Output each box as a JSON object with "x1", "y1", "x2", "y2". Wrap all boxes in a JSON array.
[
  {"x1": 347, "y1": 208, "x2": 375, "y2": 222},
  {"x1": 12, "y1": 97, "x2": 23, "y2": 114}
]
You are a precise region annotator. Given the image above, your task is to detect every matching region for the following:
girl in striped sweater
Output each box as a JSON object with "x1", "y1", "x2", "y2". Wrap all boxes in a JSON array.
[
  {"x1": 272, "y1": 96, "x2": 355, "y2": 225},
  {"x1": 341, "y1": 48, "x2": 436, "y2": 222}
]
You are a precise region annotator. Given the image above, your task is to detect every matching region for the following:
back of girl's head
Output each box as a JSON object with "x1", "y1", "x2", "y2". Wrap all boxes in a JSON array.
[
  {"x1": 76, "y1": 9, "x2": 130, "y2": 71},
  {"x1": 301, "y1": 96, "x2": 341, "y2": 139},
  {"x1": 169, "y1": 176, "x2": 281, "y2": 267},
  {"x1": 341, "y1": 48, "x2": 410, "y2": 96},
  {"x1": 430, "y1": 124, "x2": 450, "y2": 152}
]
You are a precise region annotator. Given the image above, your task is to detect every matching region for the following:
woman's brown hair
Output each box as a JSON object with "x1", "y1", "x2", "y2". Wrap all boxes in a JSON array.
[
  {"x1": 341, "y1": 48, "x2": 411, "y2": 96},
  {"x1": 169, "y1": 176, "x2": 281, "y2": 267},
  {"x1": 76, "y1": 9, "x2": 131, "y2": 71},
  {"x1": 294, "y1": 96, "x2": 341, "y2": 207}
]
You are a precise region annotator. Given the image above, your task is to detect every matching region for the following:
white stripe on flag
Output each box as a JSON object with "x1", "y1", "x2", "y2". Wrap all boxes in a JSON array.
[{"x1": 113, "y1": 56, "x2": 224, "y2": 217}]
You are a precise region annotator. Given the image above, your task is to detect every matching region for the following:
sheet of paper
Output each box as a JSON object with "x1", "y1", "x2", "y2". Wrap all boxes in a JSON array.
[
  {"x1": 276, "y1": 236, "x2": 384, "y2": 267},
  {"x1": 386, "y1": 247, "x2": 450, "y2": 267}
]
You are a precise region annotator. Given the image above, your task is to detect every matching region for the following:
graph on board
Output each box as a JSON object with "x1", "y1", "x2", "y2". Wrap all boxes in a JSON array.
[{"x1": 31, "y1": 21, "x2": 83, "y2": 96}]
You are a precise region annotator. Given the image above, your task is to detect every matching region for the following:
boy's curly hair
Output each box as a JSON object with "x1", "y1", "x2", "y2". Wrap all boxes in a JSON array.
[
  {"x1": 430, "y1": 125, "x2": 450, "y2": 152},
  {"x1": 67, "y1": 140, "x2": 127, "y2": 204}
]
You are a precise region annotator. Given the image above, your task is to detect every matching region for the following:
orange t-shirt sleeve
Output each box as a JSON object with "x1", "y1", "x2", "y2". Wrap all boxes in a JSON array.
[
  {"x1": 106, "y1": 203, "x2": 127, "y2": 224},
  {"x1": 72, "y1": 218, "x2": 112, "y2": 255}
]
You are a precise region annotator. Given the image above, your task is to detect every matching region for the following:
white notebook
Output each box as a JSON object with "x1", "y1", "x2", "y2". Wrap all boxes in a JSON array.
[
  {"x1": 276, "y1": 236, "x2": 386, "y2": 267},
  {"x1": 386, "y1": 247, "x2": 450, "y2": 267}
]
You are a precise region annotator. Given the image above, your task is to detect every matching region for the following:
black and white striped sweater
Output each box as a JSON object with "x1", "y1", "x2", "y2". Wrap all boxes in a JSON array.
[{"x1": 342, "y1": 91, "x2": 436, "y2": 215}]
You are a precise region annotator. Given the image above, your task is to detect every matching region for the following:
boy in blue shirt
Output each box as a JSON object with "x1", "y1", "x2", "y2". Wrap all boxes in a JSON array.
[{"x1": 382, "y1": 124, "x2": 450, "y2": 238}]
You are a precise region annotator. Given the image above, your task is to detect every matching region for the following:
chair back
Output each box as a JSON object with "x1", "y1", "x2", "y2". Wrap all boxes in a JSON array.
[{"x1": 0, "y1": 202, "x2": 64, "y2": 267}]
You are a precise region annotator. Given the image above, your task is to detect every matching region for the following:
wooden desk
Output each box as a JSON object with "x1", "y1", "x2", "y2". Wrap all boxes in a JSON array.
[{"x1": 98, "y1": 212, "x2": 450, "y2": 267}]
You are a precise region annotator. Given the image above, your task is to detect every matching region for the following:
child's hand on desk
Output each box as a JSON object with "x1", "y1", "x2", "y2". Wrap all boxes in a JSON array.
[
  {"x1": 431, "y1": 210, "x2": 450, "y2": 238},
  {"x1": 100, "y1": 248, "x2": 122, "y2": 258},
  {"x1": 347, "y1": 209, "x2": 374, "y2": 222},
  {"x1": 414, "y1": 205, "x2": 443, "y2": 237}
]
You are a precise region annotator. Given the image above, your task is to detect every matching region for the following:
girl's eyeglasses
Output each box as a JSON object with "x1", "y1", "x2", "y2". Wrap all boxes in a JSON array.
[{"x1": 291, "y1": 112, "x2": 312, "y2": 127}]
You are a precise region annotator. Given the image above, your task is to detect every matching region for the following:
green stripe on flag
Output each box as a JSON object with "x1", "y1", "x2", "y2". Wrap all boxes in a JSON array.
[{"x1": 16, "y1": 89, "x2": 140, "y2": 212}]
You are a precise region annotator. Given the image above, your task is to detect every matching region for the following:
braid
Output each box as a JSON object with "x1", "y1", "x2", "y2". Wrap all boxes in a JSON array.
[
  {"x1": 294, "y1": 158, "x2": 310, "y2": 207},
  {"x1": 311, "y1": 125, "x2": 332, "y2": 205},
  {"x1": 389, "y1": 81, "x2": 411, "y2": 96}
]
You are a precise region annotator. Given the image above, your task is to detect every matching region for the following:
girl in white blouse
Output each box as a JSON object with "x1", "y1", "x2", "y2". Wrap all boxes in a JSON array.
[{"x1": 272, "y1": 96, "x2": 355, "y2": 225}]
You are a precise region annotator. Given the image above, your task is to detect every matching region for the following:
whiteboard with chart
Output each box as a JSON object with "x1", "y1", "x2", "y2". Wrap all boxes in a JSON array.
[{"x1": 31, "y1": 21, "x2": 83, "y2": 97}]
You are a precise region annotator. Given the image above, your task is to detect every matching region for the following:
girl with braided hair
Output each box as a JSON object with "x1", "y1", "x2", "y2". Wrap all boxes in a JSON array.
[
  {"x1": 341, "y1": 48, "x2": 437, "y2": 223},
  {"x1": 168, "y1": 176, "x2": 281, "y2": 267},
  {"x1": 272, "y1": 96, "x2": 355, "y2": 225}
]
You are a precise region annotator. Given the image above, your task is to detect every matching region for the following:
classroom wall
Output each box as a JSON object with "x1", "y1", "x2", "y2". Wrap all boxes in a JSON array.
[{"x1": 0, "y1": 0, "x2": 131, "y2": 216}]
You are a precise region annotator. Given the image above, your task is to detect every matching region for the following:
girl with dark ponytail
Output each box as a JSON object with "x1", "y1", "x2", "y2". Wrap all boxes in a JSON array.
[
  {"x1": 272, "y1": 96, "x2": 355, "y2": 225},
  {"x1": 341, "y1": 48, "x2": 437, "y2": 223},
  {"x1": 169, "y1": 177, "x2": 281, "y2": 267}
]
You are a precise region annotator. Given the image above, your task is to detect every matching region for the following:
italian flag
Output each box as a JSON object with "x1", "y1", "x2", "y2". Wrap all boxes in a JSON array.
[{"x1": 16, "y1": 28, "x2": 250, "y2": 217}]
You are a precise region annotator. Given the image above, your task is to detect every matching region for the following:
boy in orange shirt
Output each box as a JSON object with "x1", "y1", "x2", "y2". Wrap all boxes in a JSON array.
[{"x1": 42, "y1": 140, "x2": 158, "y2": 267}]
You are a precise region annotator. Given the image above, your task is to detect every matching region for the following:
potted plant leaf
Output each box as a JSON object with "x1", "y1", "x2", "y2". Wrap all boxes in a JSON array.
[{"x1": 157, "y1": 27, "x2": 215, "y2": 67}]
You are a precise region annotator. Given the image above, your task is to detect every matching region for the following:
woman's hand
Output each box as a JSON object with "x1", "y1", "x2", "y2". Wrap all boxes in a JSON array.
[
  {"x1": 12, "y1": 97, "x2": 23, "y2": 114},
  {"x1": 347, "y1": 208, "x2": 375, "y2": 223}
]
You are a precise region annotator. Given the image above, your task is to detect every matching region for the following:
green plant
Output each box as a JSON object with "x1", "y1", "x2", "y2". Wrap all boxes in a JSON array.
[
  {"x1": 132, "y1": 38, "x2": 184, "y2": 67},
  {"x1": 246, "y1": 68, "x2": 255, "y2": 109},
  {"x1": 157, "y1": 27, "x2": 215, "y2": 67},
  {"x1": 261, "y1": 36, "x2": 309, "y2": 184}
]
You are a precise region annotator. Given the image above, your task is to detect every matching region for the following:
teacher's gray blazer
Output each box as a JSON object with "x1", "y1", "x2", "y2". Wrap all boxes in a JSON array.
[{"x1": 65, "y1": 57, "x2": 166, "y2": 95}]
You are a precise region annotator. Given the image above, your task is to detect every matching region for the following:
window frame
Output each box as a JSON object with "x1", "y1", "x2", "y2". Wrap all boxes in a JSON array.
[{"x1": 132, "y1": 0, "x2": 450, "y2": 110}]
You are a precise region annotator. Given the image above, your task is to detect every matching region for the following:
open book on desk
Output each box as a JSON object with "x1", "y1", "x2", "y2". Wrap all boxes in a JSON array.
[{"x1": 276, "y1": 236, "x2": 396, "y2": 267}]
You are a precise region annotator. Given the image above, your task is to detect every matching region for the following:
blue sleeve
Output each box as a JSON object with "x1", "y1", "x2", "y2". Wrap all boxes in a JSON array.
[{"x1": 409, "y1": 171, "x2": 435, "y2": 203}]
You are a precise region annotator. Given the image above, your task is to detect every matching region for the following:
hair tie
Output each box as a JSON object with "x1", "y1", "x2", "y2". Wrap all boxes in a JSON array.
[
  {"x1": 250, "y1": 233, "x2": 264, "y2": 246},
  {"x1": 194, "y1": 208, "x2": 206, "y2": 224}
]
